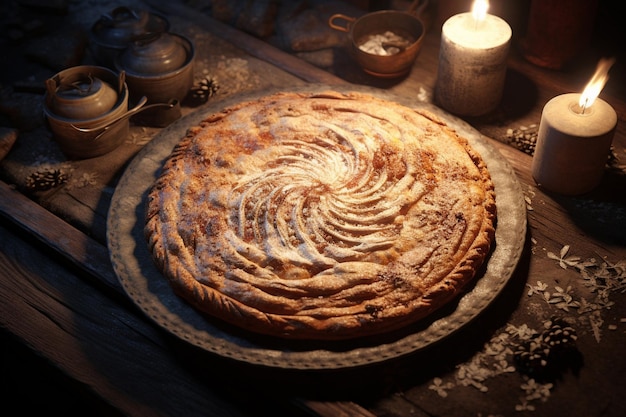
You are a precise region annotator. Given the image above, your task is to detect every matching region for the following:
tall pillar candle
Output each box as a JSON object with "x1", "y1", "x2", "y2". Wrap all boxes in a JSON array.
[
  {"x1": 521, "y1": 0, "x2": 599, "y2": 70},
  {"x1": 435, "y1": 11, "x2": 511, "y2": 116},
  {"x1": 531, "y1": 93, "x2": 617, "y2": 195}
]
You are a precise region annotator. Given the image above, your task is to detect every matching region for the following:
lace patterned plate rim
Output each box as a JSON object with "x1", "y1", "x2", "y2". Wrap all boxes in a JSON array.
[{"x1": 107, "y1": 86, "x2": 527, "y2": 370}]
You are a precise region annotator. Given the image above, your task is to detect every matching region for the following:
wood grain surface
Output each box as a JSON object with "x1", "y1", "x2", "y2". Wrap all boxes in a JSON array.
[{"x1": 1, "y1": 1, "x2": 625, "y2": 416}]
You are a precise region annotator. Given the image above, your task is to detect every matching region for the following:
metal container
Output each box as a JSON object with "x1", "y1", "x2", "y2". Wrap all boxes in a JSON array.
[
  {"x1": 90, "y1": 6, "x2": 169, "y2": 68},
  {"x1": 44, "y1": 66, "x2": 130, "y2": 159},
  {"x1": 115, "y1": 32, "x2": 194, "y2": 126},
  {"x1": 329, "y1": 10, "x2": 425, "y2": 78}
]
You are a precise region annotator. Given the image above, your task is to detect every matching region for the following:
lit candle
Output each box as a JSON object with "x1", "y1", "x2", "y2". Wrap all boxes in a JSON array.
[
  {"x1": 435, "y1": 0, "x2": 512, "y2": 116},
  {"x1": 531, "y1": 58, "x2": 617, "y2": 195}
]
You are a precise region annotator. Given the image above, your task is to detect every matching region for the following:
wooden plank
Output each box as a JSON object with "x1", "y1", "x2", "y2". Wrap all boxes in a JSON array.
[
  {"x1": 302, "y1": 400, "x2": 378, "y2": 417},
  {"x1": 0, "y1": 220, "x2": 266, "y2": 417},
  {"x1": 0, "y1": 180, "x2": 120, "y2": 293}
]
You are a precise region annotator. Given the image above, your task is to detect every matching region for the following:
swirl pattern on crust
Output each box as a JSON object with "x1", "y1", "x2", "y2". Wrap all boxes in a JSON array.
[{"x1": 145, "y1": 91, "x2": 496, "y2": 340}]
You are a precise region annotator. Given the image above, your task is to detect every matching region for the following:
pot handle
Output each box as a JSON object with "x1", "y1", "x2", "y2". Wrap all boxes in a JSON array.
[
  {"x1": 328, "y1": 14, "x2": 355, "y2": 32},
  {"x1": 99, "y1": 6, "x2": 142, "y2": 26},
  {"x1": 74, "y1": 98, "x2": 179, "y2": 140},
  {"x1": 408, "y1": 0, "x2": 429, "y2": 18}
]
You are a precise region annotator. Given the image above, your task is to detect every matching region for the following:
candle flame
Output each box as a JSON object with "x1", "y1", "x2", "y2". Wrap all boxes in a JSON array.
[
  {"x1": 579, "y1": 57, "x2": 615, "y2": 111},
  {"x1": 472, "y1": 0, "x2": 489, "y2": 22}
]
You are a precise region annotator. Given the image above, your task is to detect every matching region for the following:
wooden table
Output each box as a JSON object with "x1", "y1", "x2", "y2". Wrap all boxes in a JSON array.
[{"x1": 1, "y1": 1, "x2": 625, "y2": 416}]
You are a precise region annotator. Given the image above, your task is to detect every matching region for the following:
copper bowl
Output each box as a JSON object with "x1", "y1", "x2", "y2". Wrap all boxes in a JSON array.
[{"x1": 329, "y1": 10, "x2": 425, "y2": 78}]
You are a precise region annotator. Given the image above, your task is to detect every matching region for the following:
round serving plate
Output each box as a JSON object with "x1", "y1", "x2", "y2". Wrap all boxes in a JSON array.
[{"x1": 107, "y1": 85, "x2": 527, "y2": 370}]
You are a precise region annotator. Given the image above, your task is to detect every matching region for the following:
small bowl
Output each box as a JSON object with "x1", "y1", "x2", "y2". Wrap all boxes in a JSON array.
[
  {"x1": 329, "y1": 10, "x2": 425, "y2": 78},
  {"x1": 44, "y1": 66, "x2": 130, "y2": 159}
]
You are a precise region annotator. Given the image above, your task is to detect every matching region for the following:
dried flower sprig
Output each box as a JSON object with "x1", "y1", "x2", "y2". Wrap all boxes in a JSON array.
[
  {"x1": 428, "y1": 320, "x2": 572, "y2": 412},
  {"x1": 547, "y1": 244, "x2": 581, "y2": 269},
  {"x1": 64, "y1": 172, "x2": 99, "y2": 191},
  {"x1": 529, "y1": 245, "x2": 626, "y2": 342},
  {"x1": 515, "y1": 378, "x2": 553, "y2": 411},
  {"x1": 427, "y1": 246, "x2": 623, "y2": 413}
]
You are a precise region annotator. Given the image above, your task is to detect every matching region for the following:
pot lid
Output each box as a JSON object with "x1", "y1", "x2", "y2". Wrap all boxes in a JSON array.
[
  {"x1": 91, "y1": 6, "x2": 169, "y2": 48},
  {"x1": 46, "y1": 72, "x2": 119, "y2": 119},
  {"x1": 117, "y1": 33, "x2": 188, "y2": 75}
]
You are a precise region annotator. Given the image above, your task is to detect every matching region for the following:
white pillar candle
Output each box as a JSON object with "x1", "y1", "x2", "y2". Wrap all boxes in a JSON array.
[
  {"x1": 531, "y1": 93, "x2": 617, "y2": 195},
  {"x1": 435, "y1": 11, "x2": 512, "y2": 116}
]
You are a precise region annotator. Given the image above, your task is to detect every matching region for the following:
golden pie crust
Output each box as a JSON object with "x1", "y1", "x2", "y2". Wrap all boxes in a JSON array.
[{"x1": 144, "y1": 91, "x2": 496, "y2": 340}]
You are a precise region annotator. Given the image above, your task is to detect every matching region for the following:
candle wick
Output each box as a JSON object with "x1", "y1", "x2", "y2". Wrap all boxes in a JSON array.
[
  {"x1": 581, "y1": 97, "x2": 589, "y2": 114},
  {"x1": 473, "y1": 17, "x2": 482, "y2": 31}
]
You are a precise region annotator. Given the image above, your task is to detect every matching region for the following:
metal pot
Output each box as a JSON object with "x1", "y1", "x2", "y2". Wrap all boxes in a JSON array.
[
  {"x1": 115, "y1": 32, "x2": 194, "y2": 126},
  {"x1": 90, "y1": 6, "x2": 169, "y2": 68},
  {"x1": 329, "y1": 6, "x2": 426, "y2": 78},
  {"x1": 43, "y1": 66, "x2": 131, "y2": 159}
]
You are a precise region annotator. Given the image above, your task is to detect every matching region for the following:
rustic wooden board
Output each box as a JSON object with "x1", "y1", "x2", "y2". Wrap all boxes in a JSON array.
[
  {"x1": 0, "y1": 181, "x2": 120, "y2": 292},
  {"x1": 2, "y1": 0, "x2": 625, "y2": 415},
  {"x1": 0, "y1": 220, "x2": 257, "y2": 417}
]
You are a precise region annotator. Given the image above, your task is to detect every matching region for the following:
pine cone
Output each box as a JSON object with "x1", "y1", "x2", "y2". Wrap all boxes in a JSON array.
[
  {"x1": 542, "y1": 317, "x2": 578, "y2": 354},
  {"x1": 190, "y1": 76, "x2": 220, "y2": 104},
  {"x1": 25, "y1": 168, "x2": 68, "y2": 191},
  {"x1": 514, "y1": 336, "x2": 549, "y2": 376},
  {"x1": 514, "y1": 317, "x2": 579, "y2": 379}
]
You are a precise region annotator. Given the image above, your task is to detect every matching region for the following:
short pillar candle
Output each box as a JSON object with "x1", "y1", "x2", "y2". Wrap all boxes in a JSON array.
[
  {"x1": 531, "y1": 93, "x2": 617, "y2": 195},
  {"x1": 435, "y1": 10, "x2": 512, "y2": 116}
]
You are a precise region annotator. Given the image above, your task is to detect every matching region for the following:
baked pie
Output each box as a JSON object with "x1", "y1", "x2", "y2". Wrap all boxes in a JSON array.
[{"x1": 144, "y1": 91, "x2": 496, "y2": 340}]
